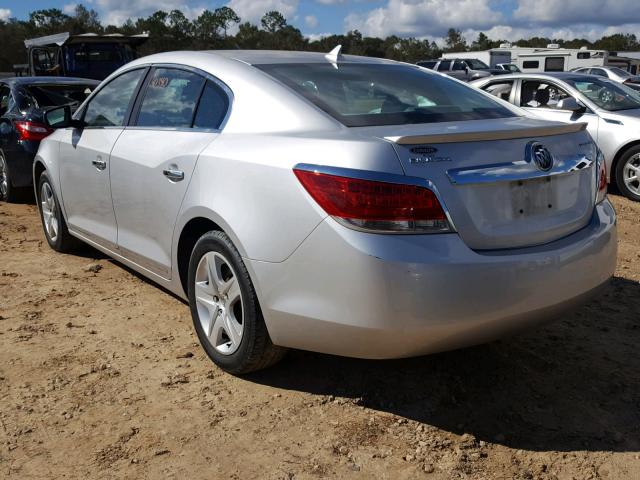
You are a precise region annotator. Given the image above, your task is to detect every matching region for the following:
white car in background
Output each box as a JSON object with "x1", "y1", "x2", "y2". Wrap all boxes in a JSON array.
[
  {"x1": 472, "y1": 72, "x2": 640, "y2": 200},
  {"x1": 572, "y1": 66, "x2": 640, "y2": 91}
]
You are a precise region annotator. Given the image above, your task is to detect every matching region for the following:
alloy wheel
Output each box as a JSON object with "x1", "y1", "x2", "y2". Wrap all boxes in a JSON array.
[
  {"x1": 40, "y1": 182, "x2": 59, "y2": 242},
  {"x1": 623, "y1": 153, "x2": 640, "y2": 196},
  {"x1": 0, "y1": 154, "x2": 7, "y2": 200},
  {"x1": 194, "y1": 251, "x2": 244, "y2": 355}
]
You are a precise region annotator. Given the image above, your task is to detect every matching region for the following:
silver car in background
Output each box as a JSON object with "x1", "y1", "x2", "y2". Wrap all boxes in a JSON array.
[
  {"x1": 572, "y1": 66, "x2": 640, "y2": 90},
  {"x1": 35, "y1": 51, "x2": 616, "y2": 374},
  {"x1": 472, "y1": 72, "x2": 640, "y2": 200}
]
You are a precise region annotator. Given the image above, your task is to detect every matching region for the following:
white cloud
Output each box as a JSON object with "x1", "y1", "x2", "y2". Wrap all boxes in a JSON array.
[
  {"x1": 93, "y1": 0, "x2": 205, "y2": 25},
  {"x1": 0, "y1": 8, "x2": 11, "y2": 21},
  {"x1": 63, "y1": 3, "x2": 78, "y2": 15},
  {"x1": 305, "y1": 15, "x2": 318, "y2": 28},
  {"x1": 345, "y1": 0, "x2": 502, "y2": 38},
  {"x1": 305, "y1": 32, "x2": 335, "y2": 41},
  {"x1": 514, "y1": 0, "x2": 640, "y2": 27},
  {"x1": 226, "y1": 0, "x2": 298, "y2": 25}
]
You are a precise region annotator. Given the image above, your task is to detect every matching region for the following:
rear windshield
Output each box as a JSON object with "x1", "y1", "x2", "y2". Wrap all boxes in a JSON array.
[
  {"x1": 256, "y1": 63, "x2": 515, "y2": 127},
  {"x1": 20, "y1": 84, "x2": 94, "y2": 109}
]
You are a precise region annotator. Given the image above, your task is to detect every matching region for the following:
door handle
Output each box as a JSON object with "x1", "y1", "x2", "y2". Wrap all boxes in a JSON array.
[
  {"x1": 92, "y1": 158, "x2": 107, "y2": 171},
  {"x1": 163, "y1": 168, "x2": 184, "y2": 182}
]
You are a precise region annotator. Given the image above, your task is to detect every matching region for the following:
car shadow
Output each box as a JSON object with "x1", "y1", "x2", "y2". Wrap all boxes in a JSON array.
[{"x1": 247, "y1": 276, "x2": 640, "y2": 453}]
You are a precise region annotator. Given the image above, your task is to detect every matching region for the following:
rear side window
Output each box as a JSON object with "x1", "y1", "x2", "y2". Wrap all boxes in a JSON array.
[
  {"x1": 193, "y1": 81, "x2": 229, "y2": 129},
  {"x1": 136, "y1": 68, "x2": 206, "y2": 128},
  {"x1": 452, "y1": 61, "x2": 467, "y2": 71},
  {"x1": 0, "y1": 86, "x2": 10, "y2": 116},
  {"x1": 84, "y1": 68, "x2": 145, "y2": 127},
  {"x1": 437, "y1": 60, "x2": 451, "y2": 71},
  {"x1": 23, "y1": 84, "x2": 94, "y2": 109},
  {"x1": 417, "y1": 61, "x2": 436, "y2": 69},
  {"x1": 257, "y1": 63, "x2": 515, "y2": 127},
  {"x1": 483, "y1": 81, "x2": 514, "y2": 101}
]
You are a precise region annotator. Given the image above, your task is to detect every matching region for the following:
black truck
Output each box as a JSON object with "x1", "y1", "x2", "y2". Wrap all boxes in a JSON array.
[{"x1": 13, "y1": 32, "x2": 149, "y2": 81}]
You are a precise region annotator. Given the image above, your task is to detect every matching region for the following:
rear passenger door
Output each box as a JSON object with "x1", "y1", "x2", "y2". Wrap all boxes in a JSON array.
[
  {"x1": 109, "y1": 66, "x2": 230, "y2": 279},
  {"x1": 450, "y1": 61, "x2": 468, "y2": 80}
]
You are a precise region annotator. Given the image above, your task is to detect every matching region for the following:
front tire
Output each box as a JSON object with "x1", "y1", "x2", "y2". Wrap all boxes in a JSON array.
[
  {"x1": 188, "y1": 231, "x2": 286, "y2": 374},
  {"x1": 615, "y1": 146, "x2": 640, "y2": 201},
  {"x1": 37, "y1": 172, "x2": 80, "y2": 252}
]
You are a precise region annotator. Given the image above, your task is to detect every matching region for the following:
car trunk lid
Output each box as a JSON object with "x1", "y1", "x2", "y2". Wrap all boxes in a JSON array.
[{"x1": 355, "y1": 117, "x2": 597, "y2": 250}]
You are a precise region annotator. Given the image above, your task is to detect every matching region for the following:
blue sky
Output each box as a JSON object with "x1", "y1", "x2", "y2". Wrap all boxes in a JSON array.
[{"x1": 1, "y1": 0, "x2": 639, "y2": 44}]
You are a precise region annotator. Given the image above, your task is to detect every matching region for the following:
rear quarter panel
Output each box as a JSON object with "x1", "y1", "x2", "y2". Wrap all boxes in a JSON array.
[{"x1": 175, "y1": 132, "x2": 404, "y2": 264}]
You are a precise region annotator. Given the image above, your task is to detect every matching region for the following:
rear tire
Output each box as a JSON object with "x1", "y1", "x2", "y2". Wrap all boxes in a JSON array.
[
  {"x1": 615, "y1": 146, "x2": 640, "y2": 201},
  {"x1": 0, "y1": 151, "x2": 20, "y2": 203},
  {"x1": 37, "y1": 171, "x2": 80, "y2": 252},
  {"x1": 188, "y1": 231, "x2": 286, "y2": 374}
]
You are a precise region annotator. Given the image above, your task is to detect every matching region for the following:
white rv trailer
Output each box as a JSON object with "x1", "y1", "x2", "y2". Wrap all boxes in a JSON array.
[
  {"x1": 443, "y1": 44, "x2": 631, "y2": 72},
  {"x1": 441, "y1": 50, "x2": 511, "y2": 68}
]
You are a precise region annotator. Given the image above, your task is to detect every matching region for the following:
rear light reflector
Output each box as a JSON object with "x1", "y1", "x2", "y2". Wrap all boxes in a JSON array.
[
  {"x1": 293, "y1": 168, "x2": 451, "y2": 233},
  {"x1": 15, "y1": 121, "x2": 54, "y2": 142}
]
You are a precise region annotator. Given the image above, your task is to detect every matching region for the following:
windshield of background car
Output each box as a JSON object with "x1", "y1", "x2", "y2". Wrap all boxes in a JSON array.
[
  {"x1": 609, "y1": 67, "x2": 632, "y2": 78},
  {"x1": 257, "y1": 63, "x2": 515, "y2": 127},
  {"x1": 464, "y1": 59, "x2": 490, "y2": 69},
  {"x1": 565, "y1": 77, "x2": 640, "y2": 111},
  {"x1": 19, "y1": 84, "x2": 94, "y2": 110}
]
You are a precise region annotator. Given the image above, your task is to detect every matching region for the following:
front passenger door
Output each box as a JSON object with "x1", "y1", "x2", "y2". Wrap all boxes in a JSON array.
[
  {"x1": 518, "y1": 79, "x2": 600, "y2": 143},
  {"x1": 109, "y1": 67, "x2": 230, "y2": 279},
  {"x1": 58, "y1": 68, "x2": 147, "y2": 247}
]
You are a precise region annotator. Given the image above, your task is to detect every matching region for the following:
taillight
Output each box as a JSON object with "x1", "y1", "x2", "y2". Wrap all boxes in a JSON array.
[
  {"x1": 15, "y1": 121, "x2": 54, "y2": 142},
  {"x1": 596, "y1": 148, "x2": 607, "y2": 204},
  {"x1": 293, "y1": 167, "x2": 451, "y2": 233}
]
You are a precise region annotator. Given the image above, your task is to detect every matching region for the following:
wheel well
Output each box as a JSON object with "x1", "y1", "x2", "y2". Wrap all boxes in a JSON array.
[
  {"x1": 177, "y1": 217, "x2": 222, "y2": 296},
  {"x1": 611, "y1": 141, "x2": 640, "y2": 185},
  {"x1": 33, "y1": 161, "x2": 46, "y2": 192}
]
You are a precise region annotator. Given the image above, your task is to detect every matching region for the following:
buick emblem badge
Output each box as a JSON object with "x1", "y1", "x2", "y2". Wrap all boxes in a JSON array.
[{"x1": 526, "y1": 141, "x2": 554, "y2": 172}]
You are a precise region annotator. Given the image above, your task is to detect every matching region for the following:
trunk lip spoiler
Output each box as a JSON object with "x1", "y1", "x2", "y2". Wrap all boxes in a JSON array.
[{"x1": 385, "y1": 122, "x2": 588, "y2": 145}]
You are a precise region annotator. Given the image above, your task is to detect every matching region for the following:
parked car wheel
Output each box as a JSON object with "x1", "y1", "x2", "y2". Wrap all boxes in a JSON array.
[
  {"x1": 188, "y1": 231, "x2": 286, "y2": 374},
  {"x1": 37, "y1": 172, "x2": 80, "y2": 252},
  {"x1": 0, "y1": 151, "x2": 19, "y2": 202},
  {"x1": 615, "y1": 147, "x2": 640, "y2": 201}
]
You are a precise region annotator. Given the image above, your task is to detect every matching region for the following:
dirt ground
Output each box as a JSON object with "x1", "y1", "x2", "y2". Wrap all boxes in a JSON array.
[{"x1": 1, "y1": 194, "x2": 639, "y2": 480}]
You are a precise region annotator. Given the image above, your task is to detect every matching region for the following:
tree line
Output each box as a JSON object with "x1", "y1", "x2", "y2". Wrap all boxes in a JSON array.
[{"x1": 1, "y1": 5, "x2": 639, "y2": 71}]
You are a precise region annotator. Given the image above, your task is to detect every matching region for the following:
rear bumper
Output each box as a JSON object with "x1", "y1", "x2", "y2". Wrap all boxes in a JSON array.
[
  {"x1": 4, "y1": 143, "x2": 38, "y2": 188},
  {"x1": 248, "y1": 200, "x2": 617, "y2": 359}
]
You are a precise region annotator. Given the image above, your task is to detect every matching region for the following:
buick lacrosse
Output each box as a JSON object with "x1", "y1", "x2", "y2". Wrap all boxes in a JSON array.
[{"x1": 35, "y1": 50, "x2": 617, "y2": 373}]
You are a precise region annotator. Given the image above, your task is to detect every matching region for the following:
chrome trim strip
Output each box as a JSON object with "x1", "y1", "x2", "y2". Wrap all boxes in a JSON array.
[
  {"x1": 69, "y1": 226, "x2": 170, "y2": 278},
  {"x1": 386, "y1": 122, "x2": 588, "y2": 145},
  {"x1": 69, "y1": 225, "x2": 118, "y2": 251},
  {"x1": 446, "y1": 154, "x2": 593, "y2": 186},
  {"x1": 293, "y1": 163, "x2": 457, "y2": 233},
  {"x1": 117, "y1": 245, "x2": 171, "y2": 278}
]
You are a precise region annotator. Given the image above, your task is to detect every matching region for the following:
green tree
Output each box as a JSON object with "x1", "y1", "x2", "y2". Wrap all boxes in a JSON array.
[
  {"x1": 215, "y1": 6, "x2": 240, "y2": 38},
  {"x1": 444, "y1": 28, "x2": 467, "y2": 52},
  {"x1": 261, "y1": 11, "x2": 287, "y2": 33}
]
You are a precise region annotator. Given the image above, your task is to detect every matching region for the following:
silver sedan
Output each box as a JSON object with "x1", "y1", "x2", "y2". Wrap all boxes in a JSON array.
[
  {"x1": 35, "y1": 51, "x2": 616, "y2": 373},
  {"x1": 472, "y1": 72, "x2": 640, "y2": 200}
]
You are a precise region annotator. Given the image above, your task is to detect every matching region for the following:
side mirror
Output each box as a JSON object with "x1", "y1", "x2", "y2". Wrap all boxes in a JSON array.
[
  {"x1": 44, "y1": 105, "x2": 83, "y2": 129},
  {"x1": 557, "y1": 97, "x2": 586, "y2": 113}
]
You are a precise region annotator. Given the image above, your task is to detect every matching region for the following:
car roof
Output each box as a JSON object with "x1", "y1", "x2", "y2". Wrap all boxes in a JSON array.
[
  {"x1": 206, "y1": 50, "x2": 396, "y2": 65},
  {"x1": 1, "y1": 76, "x2": 101, "y2": 86}
]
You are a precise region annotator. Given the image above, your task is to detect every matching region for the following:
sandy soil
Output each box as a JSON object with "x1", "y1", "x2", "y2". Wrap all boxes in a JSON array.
[{"x1": 1, "y1": 194, "x2": 639, "y2": 480}]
